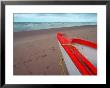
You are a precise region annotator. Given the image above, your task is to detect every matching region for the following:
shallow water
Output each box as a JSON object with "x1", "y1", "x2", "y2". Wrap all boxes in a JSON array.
[{"x1": 13, "y1": 22, "x2": 96, "y2": 32}]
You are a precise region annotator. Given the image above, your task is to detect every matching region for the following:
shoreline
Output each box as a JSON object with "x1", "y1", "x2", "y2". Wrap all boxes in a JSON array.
[
  {"x1": 14, "y1": 25, "x2": 97, "y2": 42},
  {"x1": 14, "y1": 25, "x2": 97, "y2": 33}
]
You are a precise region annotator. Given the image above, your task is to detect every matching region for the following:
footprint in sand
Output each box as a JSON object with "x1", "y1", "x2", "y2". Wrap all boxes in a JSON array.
[
  {"x1": 46, "y1": 66, "x2": 50, "y2": 69},
  {"x1": 23, "y1": 61, "x2": 26, "y2": 64},
  {"x1": 42, "y1": 54, "x2": 47, "y2": 58},
  {"x1": 27, "y1": 59, "x2": 33, "y2": 62},
  {"x1": 23, "y1": 59, "x2": 33, "y2": 64},
  {"x1": 28, "y1": 71, "x2": 33, "y2": 75}
]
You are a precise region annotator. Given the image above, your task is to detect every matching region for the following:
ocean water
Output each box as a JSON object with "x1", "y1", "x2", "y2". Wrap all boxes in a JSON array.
[{"x1": 13, "y1": 22, "x2": 96, "y2": 32}]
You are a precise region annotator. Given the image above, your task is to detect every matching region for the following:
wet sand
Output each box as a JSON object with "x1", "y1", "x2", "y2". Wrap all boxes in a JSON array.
[{"x1": 13, "y1": 25, "x2": 97, "y2": 75}]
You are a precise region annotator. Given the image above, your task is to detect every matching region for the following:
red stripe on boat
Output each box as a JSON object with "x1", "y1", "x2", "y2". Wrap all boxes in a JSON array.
[
  {"x1": 71, "y1": 38, "x2": 97, "y2": 49},
  {"x1": 57, "y1": 32, "x2": 97, "y2": 75}
]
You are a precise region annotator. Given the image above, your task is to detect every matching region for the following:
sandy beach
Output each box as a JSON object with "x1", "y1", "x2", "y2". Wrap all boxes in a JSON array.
[{"x1": 13, "y1": 25, "x2": 97, "y2": 75}]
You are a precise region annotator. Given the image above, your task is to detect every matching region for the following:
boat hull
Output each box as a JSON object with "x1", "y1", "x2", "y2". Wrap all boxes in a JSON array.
[{"x1": 57, "y1": 32, "x2": 97, "y2": 75}]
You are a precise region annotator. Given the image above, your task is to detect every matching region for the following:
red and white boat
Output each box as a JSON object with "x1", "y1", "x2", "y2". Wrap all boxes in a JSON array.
[{"x1": 57, "y1": 32, "x2": 97, "y2": 75}]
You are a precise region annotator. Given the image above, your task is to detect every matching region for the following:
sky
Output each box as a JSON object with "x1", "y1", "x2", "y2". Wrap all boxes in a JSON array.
[{"x1": 14, "y1": 13, "x2": 97, "y2": 22}]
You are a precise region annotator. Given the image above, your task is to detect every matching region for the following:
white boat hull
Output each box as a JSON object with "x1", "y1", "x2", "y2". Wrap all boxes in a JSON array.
[
  {"x1": 57, "y1": 32, "x2": 97, "y2": 75},
  {"x1": 58, "y1": 41, "x2": 81, "y2": 75}
]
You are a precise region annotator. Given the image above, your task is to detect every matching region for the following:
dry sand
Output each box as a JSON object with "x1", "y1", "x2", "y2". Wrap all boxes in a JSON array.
[{"x1": 13, "y1": 25, "x2": 97, "y2": 75}]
